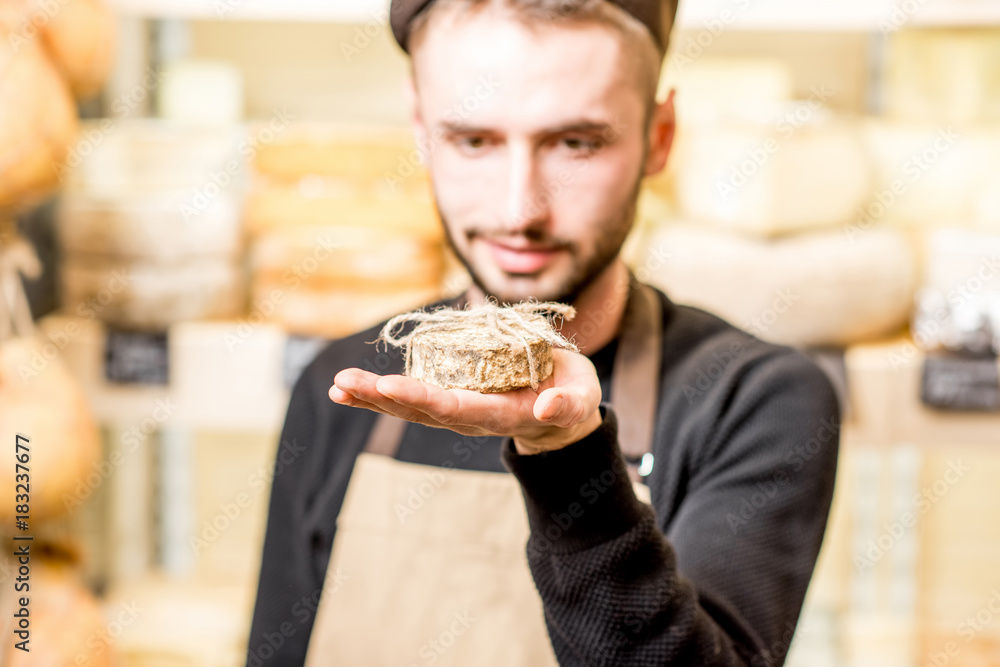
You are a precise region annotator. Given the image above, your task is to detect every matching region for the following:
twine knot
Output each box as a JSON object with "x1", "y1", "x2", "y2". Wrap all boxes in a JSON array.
[{"x1": 376, "y1": 299, "x2": 578, "y2": 390}]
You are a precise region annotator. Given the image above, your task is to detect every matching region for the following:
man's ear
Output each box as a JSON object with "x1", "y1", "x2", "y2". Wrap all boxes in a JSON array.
[{"x1": 644, "y1": 88, "x2": 676, "y2": 177}]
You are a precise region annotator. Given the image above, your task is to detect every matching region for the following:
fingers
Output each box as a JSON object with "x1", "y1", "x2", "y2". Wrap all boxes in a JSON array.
[
  {"x1": 332, "y1": 368, "x2": 381, "y2": 401},
  {"x1": 331, "y1": 370, "x2": 443, "y2": 427},
  {"x1": 330, "y1": 348, "x2": 601, "y2": 439},
  {"x1": 328, "y1": 385, "x2": 390, "y2": 415},
  {"x1": 376, "y1": 375, "x2": 515, "y2": 432}
]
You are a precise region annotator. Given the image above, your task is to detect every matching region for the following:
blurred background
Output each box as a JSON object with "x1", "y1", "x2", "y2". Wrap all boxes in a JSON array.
[{"x1": 1, "y1": 0, "x2": 999, "y2": 664}]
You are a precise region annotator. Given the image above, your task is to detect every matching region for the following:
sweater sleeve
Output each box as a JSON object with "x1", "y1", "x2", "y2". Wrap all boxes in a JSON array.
[{"x1": 501, "y1": 350, "x2": 840, "y2": 667}]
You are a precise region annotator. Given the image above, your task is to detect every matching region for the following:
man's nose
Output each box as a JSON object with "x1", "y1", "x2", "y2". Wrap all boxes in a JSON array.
[{"x1": 504, "y1": 144, "x2": 549, "y2": 233}]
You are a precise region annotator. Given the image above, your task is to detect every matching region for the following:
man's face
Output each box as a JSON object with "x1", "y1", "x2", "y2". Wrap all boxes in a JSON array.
[{"x1": 410, "y1": 9, "x2": 651, "y2": 304}]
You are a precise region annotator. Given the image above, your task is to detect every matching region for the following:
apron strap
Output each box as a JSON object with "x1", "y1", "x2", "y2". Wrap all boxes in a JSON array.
[
  {"x1": 361, "y1": 275, "x2": 663, "y2": 473},
  {"x1": 363, "y1": 412, "x2": 409, "y2": 457},
  {"x1": 612, "y1": 276, "x2": 664, "y2": 480}
]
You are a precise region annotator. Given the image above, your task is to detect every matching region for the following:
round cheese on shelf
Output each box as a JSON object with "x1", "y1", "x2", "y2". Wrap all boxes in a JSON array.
[
  {"x1": 251, "y1": 123, "x2": 431, "y2": 190},
  {"x1": 157, "y1": 59, "x2": 244, "y2": 124},
  {"x1": 57, "y1": 190, "x2": 244, "y2": 261},
  {"x1": 638, "y1": 224, "x2": 918, "y2": 347},
  {"x1": 38, "y1": 0, "x2": 117, "y2": 100},
  {"x1": 245, "y1": 180, "x2": 442, "y2": 241},
  {"x1": 885, "y1": 28, "x2": 1000, "y2": 124},
  {"x1": 60, "y1": 257, "x2": 245, "y2": 330},
  {"x1": 0, "y1": 19, "x2": 79, "y2": 215},
  {"x1": 675, "y1": 107, "x2": 872, "y2": 236},
  {"x1": 0, "y1": 337, "x2": 101, "y2": 523},
  {"x1": 62, "y1": 120, "x2": 247, "y2": 196},
  {"x1": 251, "y1": 282, "x2": 443, "y2": 339},
  {"x1": 862, "y1": 120, "x2": 1000, "y2": 230},
  {"x1": 2, "y1": 557, "x2": 112, "y2": 666},
  {"x1": 251, "y1": 225, "x2": 443, "y2": 290},
  {"x1": 104, "y1": 575, "x2": 250, "y2": 667}
]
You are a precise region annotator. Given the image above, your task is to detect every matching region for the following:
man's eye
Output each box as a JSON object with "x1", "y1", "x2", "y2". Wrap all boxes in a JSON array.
[
  {"x1": 562, "y1": 137, "x2": 599, "y2": 153},
  {"x1": 459, "y1": 136, "x2": 488, "y2": 151}
]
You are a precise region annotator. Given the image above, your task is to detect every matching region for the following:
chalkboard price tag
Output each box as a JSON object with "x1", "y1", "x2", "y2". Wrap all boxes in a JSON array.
[{"x1": 105, "y1": 328, "x2": 170, "y2": 385}]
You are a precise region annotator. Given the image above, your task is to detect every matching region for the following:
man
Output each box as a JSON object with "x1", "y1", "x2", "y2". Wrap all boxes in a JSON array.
[{"x1": 248, "y1": 0, "x2": 840, "y2": 664}]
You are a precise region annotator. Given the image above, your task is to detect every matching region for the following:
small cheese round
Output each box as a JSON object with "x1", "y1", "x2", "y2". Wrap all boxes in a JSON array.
[{"x1": 408, "y1": 320, "x2": 555, "y2": 393}]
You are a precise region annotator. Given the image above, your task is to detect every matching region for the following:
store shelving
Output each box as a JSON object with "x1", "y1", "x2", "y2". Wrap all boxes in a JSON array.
[{"x1": 107, "y1": 0, "x2": 1000, "y2": 29}]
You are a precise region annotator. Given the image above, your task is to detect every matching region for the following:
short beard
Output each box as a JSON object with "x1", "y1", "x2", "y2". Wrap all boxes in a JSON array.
[{"x1": 438, "y1": 177, "x2": 642, "y2": 306}]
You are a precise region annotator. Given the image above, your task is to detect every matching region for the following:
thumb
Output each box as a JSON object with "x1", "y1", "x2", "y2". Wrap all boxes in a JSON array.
[{"x1": 534, "y1": 388, "x2": 583, "y2": 427}]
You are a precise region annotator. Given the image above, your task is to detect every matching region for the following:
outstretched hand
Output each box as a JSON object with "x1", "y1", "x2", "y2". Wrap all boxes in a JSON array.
[{"x1": 329, "y1": 348, "x2": 603, "y2": 455}]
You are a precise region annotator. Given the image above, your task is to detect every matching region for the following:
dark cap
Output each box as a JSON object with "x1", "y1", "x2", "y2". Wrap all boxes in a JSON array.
[{"x1": 390, "y1": 0, "x2": 671, "y2": 54}]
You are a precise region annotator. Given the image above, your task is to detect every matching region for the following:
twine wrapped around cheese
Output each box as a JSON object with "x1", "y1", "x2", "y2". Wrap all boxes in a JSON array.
[{"x1": 377, "y1": 300, "x2": 578, "y2": 392}]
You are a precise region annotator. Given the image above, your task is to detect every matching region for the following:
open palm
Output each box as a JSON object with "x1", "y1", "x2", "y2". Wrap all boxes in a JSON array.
[{"x1": 329, "y1": 348, "x2": 603, "y2": 453}]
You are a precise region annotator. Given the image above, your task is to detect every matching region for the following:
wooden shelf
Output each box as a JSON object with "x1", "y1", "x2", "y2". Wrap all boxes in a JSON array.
[{"x1": 108, "y1": 0, "x2": 1000, "y2": 29}]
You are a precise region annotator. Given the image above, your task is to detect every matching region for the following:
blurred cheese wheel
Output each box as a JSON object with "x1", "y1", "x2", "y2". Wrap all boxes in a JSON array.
[
  {"x1": 0, "y1": 337, "x2": 101, "y2": 522},
  {"x1": 639, "y1": 224, "x2": 918, "y2": 347},
  {"x1": 3, "y1": 556, "x2": 112, "y2": 667},
  {"x1": 38, "y1": 0, "x2": 117, "y2": 100},
  {"x1": 675, "y1": 108, "x2": 871, "y2": 237},
  {"x1": 106, "y1": 576, "x2": 250, "y2": 667},
  {"x1": 61, "y1": 257, "x2": 244, "y2": 331},
  {"x1": 252, "y1": 124, "x2": 430, "y2": 190},
  {"x1": 863, "y1": 120, "x2": 1000, "y2": 230},
  {"x1": 0, "y1": 21, "x2": 79, "y2": 214},
  {"x1": 57, "y1": 191, "x2": 244, "y2": 261},
  {"x1": 245, "y1": 180, "x2": 443, "y2": 242},
  {"x1": 63, "y1": 120, "x2": 247, "y2": 196},
  {"x1": 252, "y1": 226, "x2": 443, "y2": 290},
  {"x1": 884, "y1": 28, "x2": 1000, "y2": 124},
  {"x1": 253, "y1": 283, "x2": 442, "y2": 338}
]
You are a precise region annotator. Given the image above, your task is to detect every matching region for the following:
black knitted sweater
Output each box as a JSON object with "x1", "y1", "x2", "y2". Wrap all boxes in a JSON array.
[{"x1": 247, "y1": 286, "x2": 840, "y2": 666}]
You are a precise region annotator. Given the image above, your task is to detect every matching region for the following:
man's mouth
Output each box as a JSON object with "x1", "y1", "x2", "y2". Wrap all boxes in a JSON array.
[{"x1": 481, "y1": 238, "x2": 565, "y2": 275}]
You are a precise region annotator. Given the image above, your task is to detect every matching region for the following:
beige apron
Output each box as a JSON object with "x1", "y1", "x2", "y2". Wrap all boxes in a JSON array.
[{"x1": 304, "y1": 279, "x2": 663, "y2": 667}]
